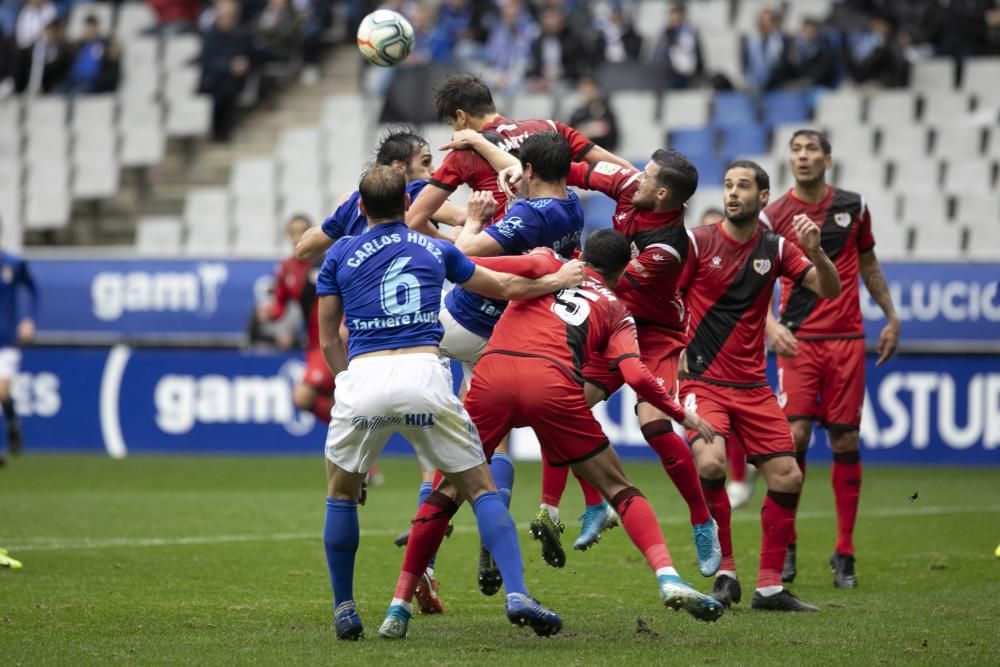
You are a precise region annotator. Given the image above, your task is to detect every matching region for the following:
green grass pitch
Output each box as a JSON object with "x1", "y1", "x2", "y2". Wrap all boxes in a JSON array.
[{"x1": 2, "y1": 455, "x2": 999, "y2": 665}]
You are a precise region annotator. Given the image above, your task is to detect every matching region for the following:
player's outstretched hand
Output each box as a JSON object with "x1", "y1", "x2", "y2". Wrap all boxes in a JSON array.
[
  {"x1": 682, "y1": 410, "x2": 715, "y2": 444},
  {"x1": 466, "y1": 191, "x2": 497, "y2": 223},
  {"x1": 791, "y1": 214, "x2": 821, "y2": 255},
  {"x1": 768, "y1": 320, "x2": 798, "y2": 357},
  {"x1": 17, "y1": 319, "x2": 34, "y2": 345},
  {"x1": 553, "y1": 259, "x2": 585, "y2": 289},
  {"x1": 497, "y1": 164, "x2": 523, "y2": 199},
  {"x1": 439, "y1": 129, "x2": 482, "y2": 152},
  {"x1": 876, "y1": 319, "x2": 900, "y2": 366}
]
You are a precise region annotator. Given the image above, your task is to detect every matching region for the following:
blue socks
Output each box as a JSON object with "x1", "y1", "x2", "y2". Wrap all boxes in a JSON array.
[
  {"x1": 324, "y1": 497, "x2": 359, "y2": 608},
  {"x1": 472, "y1": 491, "x2": 527, "y2": 596},
  {"x1": 417, "y1": 481, "x2": 433, "y2": 508},
  {"x1": 489, "y1": 453, "x2": 515, "y2": 508}
]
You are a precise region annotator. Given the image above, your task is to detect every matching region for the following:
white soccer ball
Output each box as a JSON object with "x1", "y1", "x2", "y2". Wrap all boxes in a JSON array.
[{"x1": 356, "y1": 9, "x2": 414, "y2": 67}]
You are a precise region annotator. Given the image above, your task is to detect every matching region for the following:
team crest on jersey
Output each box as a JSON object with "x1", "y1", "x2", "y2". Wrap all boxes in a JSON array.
[
  {"x1": 493, "y1": 216, "x2": 524, "y2": 238},
  {"x1": 0, "y1": 265, "x2": 11, "y2": 283},
  {"x1": 710, "y1": 256, "x2": 722, "y2": 268},
  {"x1": 593, "y1": 161, "x2": 620, "y2": 176},
  {"x1": 753, "y1": 259, "x2": 772, "y2": 275},
  {"x1": 834, "y1": 212, "x2": 852, "y2": 227}
]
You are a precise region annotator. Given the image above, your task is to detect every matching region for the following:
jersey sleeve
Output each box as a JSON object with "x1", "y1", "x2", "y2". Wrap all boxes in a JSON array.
[
  {"x1": 439, "y1": 240, "x2": 477, "y2": 284},
  {"x1": 778, "y1": 236, "x2": 814, "y2": 283},
  {"x1": 575, "y1": 161, "x2": 640, "y2": 200},
  {"x1": 483, "y1": 202, "x2": 540, "y2": 255},
  {"x1": 406, "y1": 179, "x2": 429, "y2": 202},
  {"x1": 321, "y1": 195, "x2": 355, "y2": 240},
  {"x1": 760, "y1": 207, "x2": 794, "y2": 242},
  {"x1": 315, "y1": 251, "x2": 341, "y2": 297},
  {"x1": 471, "y1": 249, "x2": 561, "y2": 278},
  {"x1": 553, "y1": 120, "x2": 596, "y2": 161},
  {"x1": 631, "y1": 241, "x2": 682, "y2": 279},
  {"x1": 428, "y1": 151, "x2": 471, "y2": 193},
  {"x1": 602, "y1": 309, "x2": 641, "y2": 368},
  {"x1": 857, "y1": 201, "x2": 875, "y2": 252},
  {"x1": 677, "y1": 230, "x2": 699, "y2": 292}
]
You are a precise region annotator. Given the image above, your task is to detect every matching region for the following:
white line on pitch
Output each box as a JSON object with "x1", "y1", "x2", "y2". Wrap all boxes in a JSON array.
[{"x1": 5, "y1": 504, "x2": 998, "y2": 553}]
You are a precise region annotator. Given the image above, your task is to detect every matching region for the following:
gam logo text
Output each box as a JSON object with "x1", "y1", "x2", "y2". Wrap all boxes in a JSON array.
[{"x1": 91, "y1": 264, "x2": 229, "y2": 321}]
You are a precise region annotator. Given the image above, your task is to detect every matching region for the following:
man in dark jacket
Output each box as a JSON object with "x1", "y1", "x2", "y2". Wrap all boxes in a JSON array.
[{"x1": 198, "y1": 0, "x2": 257, "y2": 141}]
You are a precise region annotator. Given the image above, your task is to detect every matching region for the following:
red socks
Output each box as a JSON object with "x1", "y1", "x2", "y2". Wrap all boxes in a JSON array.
[
  {"x1": 832, "y1": 451, "x2": 862, "y2": 555},
  {"x1": 727, "y1": 438, "x2": 747, "y2": 482},
  {"x1": 393, "y1": 491, "x2": 458, "y2": 601},
  {"x1": 641, "y1": 420, "x2": 711, "y2": 525},
  {"x1": 701, "y1": 477, "x2": 734, "y2": 572},
  {"x1": 610, "y1": 487, "x2": 672, "y2": 571},
  {"x1": 758, "y1": 490, "x2": 799, "y2": 588},
  {"x1": 540, "y1": 460, "x2": 604, "y2": 507}
]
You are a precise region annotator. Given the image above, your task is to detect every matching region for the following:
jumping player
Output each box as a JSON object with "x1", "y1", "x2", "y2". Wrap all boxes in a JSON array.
[
  {"x1": 0, "y1": 239, "x2": 38, "y2": 465},
  {"x1": 390, "y1": 230, "x2": 725, "y2": 624},
  {"x1": 761, "y1": 129, "x2": 900, "y2": 588},
  {"x1": 316, "y1": 165, "x2": 582, "y2": 640},
  {"x1": 680, "y1": 160, "x2": 840, "y2": 612}
]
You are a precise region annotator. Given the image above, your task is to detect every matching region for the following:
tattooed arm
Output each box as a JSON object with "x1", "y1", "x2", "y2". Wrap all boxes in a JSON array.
[{"x1": 859, "y1": 249, "x2": 900, "y2": 365}]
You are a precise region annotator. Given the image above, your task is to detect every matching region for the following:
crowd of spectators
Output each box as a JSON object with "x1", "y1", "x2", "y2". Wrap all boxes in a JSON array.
[{"x1": 374, "y1": 0, "x2": 1000, "y2": 100}]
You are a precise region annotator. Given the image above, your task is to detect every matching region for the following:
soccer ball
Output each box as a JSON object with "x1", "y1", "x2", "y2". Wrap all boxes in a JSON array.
[{"x1": 356, "y1": 10, "x2": 414, "y2": 67}]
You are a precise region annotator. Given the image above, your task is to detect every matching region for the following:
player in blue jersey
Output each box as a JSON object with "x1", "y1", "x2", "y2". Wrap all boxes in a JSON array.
[
  {"x1": 316, "y1": 165, "x2": 583, "y2": 641},
  {"x1": 295, "y1": 129, "x2": 467, "y2": 261},
  {"x1": 0, "y1": 246, "x2": 37, "y2": 466}
]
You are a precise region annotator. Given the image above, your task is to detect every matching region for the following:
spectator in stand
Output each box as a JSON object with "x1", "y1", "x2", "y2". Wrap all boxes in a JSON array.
[
  {"x1": 932, "y1": 0, "x2": 992, "y2": 58},
  {"x1": 567, "y1": 77, "x2": 618, "y2": 152},
  {"x1": 650, "y1": 3, "x2": 704, "y2": 89},
  {"x1": 407, "y1": 3, "x2": 452, "y2": 64},
  {"x1": 197, "y1": 0, "x2": 256, "y2": 141},
  {"x1": 846, "y1": 14, "x2": 909, "y2": 87},
  {"x1": 256, "y1": 0, "x2": 299, "y2": 64},
  {"x1": 15, "y1": 0, "x2": 56, "y2": 49},
  {"x1": 148, "y1": 0, "x2": 203, "y2": 33},
  {"x1": 294, "y1": 0, "x2": 326, "y2": 84},
  {"x1": 481, "y1": 0, "x2": 536, "y2": 100},
  {"x1": 789, "y1": 18, "x2": 838, "y2": 88},
  {"x1": 58, "y1": 14, "x2": 120, "y2": 93},
  {"x1": 433, "y1": 0, "x2": 477, "y2": 62},
  {"x1": 527, "y1": 5, "x2": 591, "y2": 92},
  {"x1": 596, "y1": 3, "x2": 641, "y2": 64},
  {"x1": 742, "y1": 6, "x2": 792, "y2": 91},
  {"x1": 15, "y1": 17, "x2": 72, "y2": 93}
]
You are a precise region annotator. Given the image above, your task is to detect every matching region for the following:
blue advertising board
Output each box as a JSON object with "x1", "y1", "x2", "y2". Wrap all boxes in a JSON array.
[
  {"x1": 14, "y1": 347, "x2": 1000, "y2": 465},
  {"x1": 24, "y1": 259, "x2": 1000, "y2": 347}
]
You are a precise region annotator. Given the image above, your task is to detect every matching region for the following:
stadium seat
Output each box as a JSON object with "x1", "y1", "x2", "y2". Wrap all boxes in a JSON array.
[
  {"x1": 822, "y1": 124, "x2": 875, "y2": 156},
  {"x1": 869, "y1": 219, "x2": 909, "y2": 259},
  {"x1": 890, "y1": 159, "x2": 941, "y2": 192},
  {"x1": 135, "y1": 216, "x2": 183, "y2": 255},
  {"x1": 911, "y1": 219, "x2": 964, "y2": 260},
  {"x1": 0, "y1": 187, "x2": 23, "y2": 249},
  {"x1": 72, "y1": 157, "x2": 120, "y2": 199},
  {"x1": 922, "y1": 92, "x2": 974, "y2": 127},
  {"x1": 166, "y1": 96, "x2": 212, "y2": 138},
  {"x1": 942, "y1": 158, "x2": 998, "y2": 194},
  {"x1": 734, "y1": 0, "x2": 767, "y2": 33},
  {"x1": 184, "y1": 188, "x2": 231, "y2": 254},
  {"x1": 964, "y1": 222, "x2": 1000, "y2": 260},
  {"x1": 163, "y1": 34, "x2": 202, "y2": 72},
  {"x1": 815, "y1": 89, "x2": 864, "y2": 126},
  {"x1": 582, "y1": 192, "x2": 617, "y2": 232},
  {"x1": 120, "y1": 39, "x2": 161, "y2": 100},
  {"x1": 0, "y1": 125, "x2": 20, "y2": 161},
  {"x1": 25, "y1": 97, "x2": 67, "y2": 133},
  {"x1": 930, "y1": 124, "x2": 985, "y2": 158},
  {"x1": 911, "y1": 58, "x2": 956, "y2": 92},
  {"x1": 687, "y1": 0, "x2": 729, "y2": 32},
  {"x1": 877, "y1": 125, "x2": 929, "y2": 161},
  {"x1": 662, "y1": 90, "x2": 711, "y2": 130},
  {"x1": 24, "y1": 132, "x2": 68, "y2": 169},
  {"x1": 619, "y1": 121, "x2": 667, "y2": 165},
  {"x1": 762, "y1": 91, "x2": 811, "y2": 125},
  {"x1": 230, "y1": 158, "x2": 276, "y2": 199},
  {"x1": 120, "y1": 124, "x2": 165, "y2": 168},
  {"x1": 712, "y1": 91, "x2": 758, "y2": 127},
  {"x1": 25, "y1": 164, "x2": 70, "y2": 229},
  {"x1": 953, "y1": 192, "x2": 1000, "y2": 223},
  {"x1": 836, "y1": 157, "x2": 887, "y2": 192},
  {"x1": 863, "y1": 191, "x2": 899, "y2": 224},
  {"x1": 961, "y1": 57, "x2": 1000, "y2": 97},
  {"x1": 164, "y1": 66, "x2": 201, "y2": 98},
  {"x1": 277, "y1": 127, "x2": 323, "y2": 166},
  {"x1": 867, "y1": 91, "x2": 916, "y2": 125},
  {"x1": 67, "y1": 1, "x2": 114, "y2": 40},
  {"x1": 594, "y1": 62, "x2": 667, "y2": 94},
  {"x1": 120, "y1": 97, "x2": 162, "y2": 131},
  {"x1": 115, "y1": 2, "x2": 157, "y2": 43},
  {"x1": 901, "y1": 192, "x2": 951, "y2": 230},
  {"x1": 702, "y1": 35, "x2": 743, "y2": 87},
  {"x1": 71, "y1": 95, "x2": 116, "y2": 135},
  {"x1": 668, "y1": 127, "x2": 716, "y2": 157},
  {"x1": 769, "y1": 121, "x2": 808, "y2": 154},
  {"x1": 511, "y1": 92, "x2": 556, "y2": 121},
  {"x1": 281, "y1": 188, "x2": 325, "y2": 222},
  {"x1": 720, "y1": 124, "x2": 769, "y2": 158},
  {"x1": 633, "y1": 0, "x2": 665, "y2": 45},
  {"x1": 689, "y1": 154, "x2": 726, "y2": 186},
  {"x1": 611, "y1": 90, "x2": 660, "y2": 124},
  {"x1": 685, "y1": 187, "x2": 725, "y2": 227},
  {"x1": 279, "y1": 159, "x2": 323, "y2": 197}
]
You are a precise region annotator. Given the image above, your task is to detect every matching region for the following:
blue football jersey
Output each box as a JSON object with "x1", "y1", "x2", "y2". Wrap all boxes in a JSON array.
[
  {"x1": 445, "y1": 191, "x2": 583, "y2": 338},
  {"x1": 0, "y1": 252, "x2": 38, "y2": 347},
  {"x1": 321, "y1": 180, "x2": 428, "y2": 240},
  {"x1": 316, "y1": 221, "x2": 476, "y2": 359}
]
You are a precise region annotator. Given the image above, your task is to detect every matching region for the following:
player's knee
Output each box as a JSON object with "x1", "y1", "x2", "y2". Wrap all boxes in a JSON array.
[
  {"x1": 697, "y1": 456, "x2": 727, "y2": 481},
  {"x1": 293, "y1": 384, "x2": 317, "y2": 410},
  {"x1": 829, "y1": 429, "x2": 860, "y2": 454},
  {"x1": 790, "y1": 421, "x2": 812, "y2": 451}
]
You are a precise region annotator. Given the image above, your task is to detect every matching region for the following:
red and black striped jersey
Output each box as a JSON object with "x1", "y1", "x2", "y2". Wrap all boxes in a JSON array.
[
  {"x1": 568, "y1": 161, "x2": 689, "y2": 346},
  {"x1": 679, "y1": 223, "x2": 813, "y2": 387},
  {"x1": 762, "y1": 186, "x2": 874, "y2": 339},
  {"x1": 482, "y1": 258, "x2": 639, "y2": 386},
  {"x1": 430, "y1": 116, "x2": 594, "y2": 223}
]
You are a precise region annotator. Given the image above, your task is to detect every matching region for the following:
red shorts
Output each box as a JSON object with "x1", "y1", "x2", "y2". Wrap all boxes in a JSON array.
[
  {"x1": 465, "y1": 354, "x2": 609, "y2": 466},
  {"x1": 776, "y1": 338, "x2": 865, "y2": 430},
  {"x1": 303, "y1": 346, "x2": 335, "y2": 394},
  {"x1": 583, "y1": 326, "x2": 683, "y2": 401},
  {"x1": 679, "y1": 379, "x2": 795, "y2": 464}
]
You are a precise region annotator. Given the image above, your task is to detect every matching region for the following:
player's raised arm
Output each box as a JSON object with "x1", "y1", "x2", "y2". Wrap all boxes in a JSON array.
[
  {"x1": 406, "y1": 183, "x2": 455, "y2": 240},
  {"x1": 791, "y1": 214, "x2": 841, "y2": 298},
  {"x1": 455, "y1": 191, "x2": 504, "y2": 256},
  {"x1": 440, "y1": 129, "x2": 519, "y2": 174},
  {"x1": 296, "y1": 226, "x2": 335, "y2": 261},
  {"x1": 461, "y1": 258, "x2": 584, "y2": 302}
]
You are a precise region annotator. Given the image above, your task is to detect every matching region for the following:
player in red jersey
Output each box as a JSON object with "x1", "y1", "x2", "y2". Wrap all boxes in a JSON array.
[
  {"x1": 260, "y1": 215, "x2": 333, "y2": 422},
  {"x1": 392, "y1": 230, "x2": 726, "y2": 624},
  {"x1": 680, "y1": 160, "x2": 841, "y2": 612},
  {"x1": 405, "y1": 73, "x2": 631, "y2": 239},
  {"x1": 761, "y1": 129, "x2": 900, "y2": 588},
  {"x1": 477, "y1": 144, "x2": 720, "y2": 575}
]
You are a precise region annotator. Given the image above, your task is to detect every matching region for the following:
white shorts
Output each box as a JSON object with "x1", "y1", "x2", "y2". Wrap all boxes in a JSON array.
[
  {"x1": 0, "y1": 347, "x2": 20, "y2": 381},
  {"x1": 439, "y1": 305, "x2": 488, "y2": 387},
  {"x1": 325, "y1": 353, "x2": 486, "y2": 474}
]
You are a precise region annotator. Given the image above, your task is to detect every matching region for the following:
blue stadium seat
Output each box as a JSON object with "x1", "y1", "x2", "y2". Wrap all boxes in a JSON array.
[
  {"x1": 688, "y1": 154, "x2": 727, "y2": 186},
  {"x1": 582, "y1": 194, "x2": 618, "y2": 233},
  {"x1": 668, "y1": 127, "x2": 717, "y2": 158},
  {"x1": 720, "y1": 124, "x2": 770, "y2": 159},
  {"x1": 711, "y1": 92, "x2": 758, "y2": 127},
  {"x1": 762, "y1": 91, "x2": 812, "y2": 125}
]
